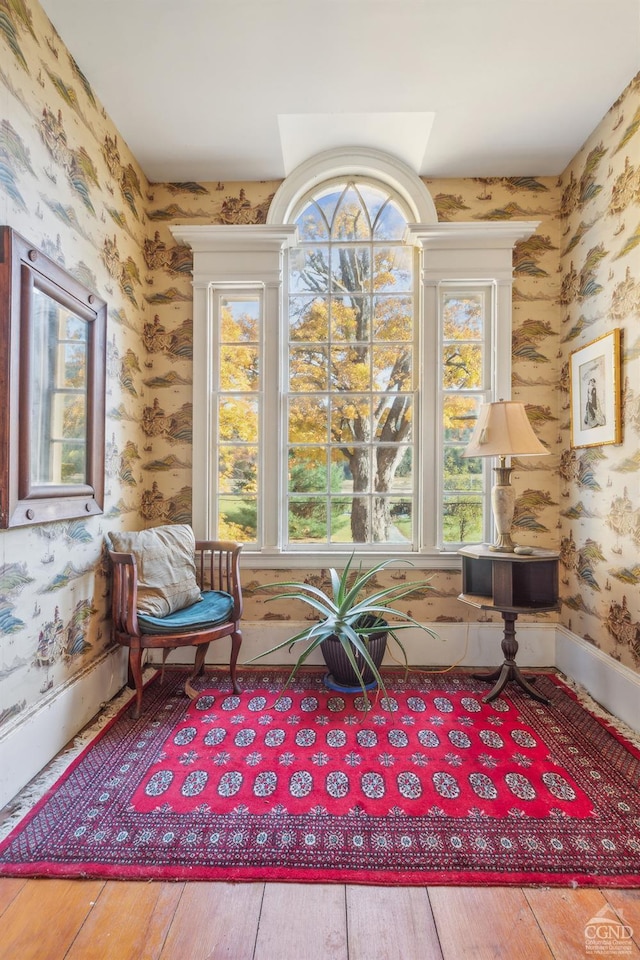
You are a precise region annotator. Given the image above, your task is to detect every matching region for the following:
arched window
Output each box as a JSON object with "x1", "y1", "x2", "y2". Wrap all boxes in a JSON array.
[
  {"x1": 172, "y1": 149, "x2": 537, "y2": 567},
  {"x1": 285, "y1": 178, "x2": 415, "y2": 548}
]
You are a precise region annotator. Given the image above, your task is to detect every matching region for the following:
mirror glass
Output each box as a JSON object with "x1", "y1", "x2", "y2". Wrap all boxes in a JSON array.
[{"x1": 31, "y1": 287, "x2": 89, "y2": 487}]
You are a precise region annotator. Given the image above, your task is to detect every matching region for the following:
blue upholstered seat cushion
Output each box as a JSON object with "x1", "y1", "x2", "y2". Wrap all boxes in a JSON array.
[{"x1": 137, "y1": 590, "x2": 234, "y2": 635}]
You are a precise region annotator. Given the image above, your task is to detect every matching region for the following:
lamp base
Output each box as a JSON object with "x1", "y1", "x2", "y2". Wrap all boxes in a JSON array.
[
  {"x1": 490, "y1": 464, "x2": 516, "y2": 553},
  {"x1": 489, "y1": 533, "x2": 516, "y2": 552}
]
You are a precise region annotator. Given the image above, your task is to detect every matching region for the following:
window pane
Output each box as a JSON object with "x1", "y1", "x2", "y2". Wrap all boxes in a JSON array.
[
  {"x1": 373, "y1": 200, "x2": 407, "y2": 240},
  {"x1": 288, "y1": 448, "x2": 328, "y2": 492},
  {"x1": 331, "y1": 296, "x2": 370, "y2": 341},
  {"x1": 290, "y1": 247, "x2": 330, "y2": 294},
  {"x1": 289, "y1": 498, "x2": 327, "y2": 542},
  {"x1": 372, "y1": 345, "x2": 412, "y2": 391},
  {"x1": 295, "y1": 201, "x2": 329, "y2": 241},
  {"x1": 443, "y1": 294, "x2": 483, "y2": 339},
  {"x1": 57, "y1": 393, "x2": 86, "y2": 440},
  {"x1": 59, "y1": 439, "x2": 85, "y2": 484},
  {"x1": 62, "y1": 341, "x2": 86, "y2": 388},
  {"x1": 373, "y1": 296, "x2": 413, "y2": 341},
  {"x1": 329, "y1": 347, "x2": 370, "y2": 391},
  {"x1": 64, "y1": 314, "x2": 85, "y2": 340},
  {"x1": 315, "y1": 188, "x2": 341, "y2": 228},
  {"x1": 288, "y1": 397, "x2": 328, "y2": 443},
  {"x1": 330, "y1": 496, "x2": 367, "y2": 543},
  {"x1": 331, "y1": 246, "x2": 371, "y2": 293},
  {"x1": 330, "y1": 448, "x2": 355, "y2": 494},
  {"x1": 289, "y1": 347, "x2": 328, "y2": 391},
  {"x1": 219, "y1": 397, "x2": 258, "y2": 442},
  {"x1": 332, "y1": 186, "x2": 371, "y2": 240},
  {"x1": 289, "y1": 296, "x2": 328, "y2": 341},
  {"x1": 219, "y1": 496, "x2": 258, "y2": 542},
  {"x1": 219, "y1": 346, "x2": 258, "y2": 391},
  {"x1": 442, "y1": 343, "x2": 483, "y2": 390},
  {"x1": 355, "y1": 185, "x2": 387, "y2": 227},
  {"x1": 374, "y1": 396, "x2": 413, "y2": 441},
  {"x1": 221, "y1": 298, "x2": 260, "y2": 341},
  {"x1": 376, "y1": 446, "x2": 412, "y2": 493},
  {"x1": 380, "y1": 498, "x2": 412, "y2": 543},
  {"x1": 443, "y1": 447, "x2": 483, "y2": 492},
  {"x1": 338, "y1": 450, "x2": 372, "y2": 500},
  {"x1": 330, "y1": 395, "x2": 371, "y2": 444},
  {"x1": 443, "y1": 395, "x2": 480, "y2": 444},
  {"x1": 218, "y1": 446, "x2": 257, "y2": 495},
  {"x1": 442, "y1": 495, "x2": 483, "y2": 545},
  {"x1": 373, "y1": 247, "x2": 412, "y2": 293}
]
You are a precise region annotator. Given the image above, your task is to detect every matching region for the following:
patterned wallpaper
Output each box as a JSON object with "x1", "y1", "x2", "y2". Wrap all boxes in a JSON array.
[
  {"x1": 0, "y1": 1, "x2": 638, "y2": 734},
  {"x1": 0, "y1": 1, "x2": 149, "y2": 725},
  {"x1": 557, "y1": 75, "x2": 640, "y2": 671}
]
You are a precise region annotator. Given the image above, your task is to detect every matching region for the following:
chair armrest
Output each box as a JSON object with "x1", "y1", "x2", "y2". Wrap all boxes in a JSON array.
[{"x1": 109, "y1": 550, "x2": 141, "y2": 636}]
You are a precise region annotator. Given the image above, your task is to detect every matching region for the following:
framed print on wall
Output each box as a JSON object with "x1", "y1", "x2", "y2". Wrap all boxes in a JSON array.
[{"x1": 569, "y1": 329, "x2": 621, "y2": 449}]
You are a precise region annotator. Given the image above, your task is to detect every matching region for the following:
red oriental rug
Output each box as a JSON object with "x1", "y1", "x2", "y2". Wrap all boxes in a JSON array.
[{"x1": 1, "y1": 669, "x2": 639, "y2": 887}]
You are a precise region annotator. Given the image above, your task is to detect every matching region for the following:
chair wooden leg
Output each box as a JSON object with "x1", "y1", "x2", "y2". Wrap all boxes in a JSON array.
[
  {"x1": 160, "y1": 647, "x2": 173, "y2": 683},
  {"x1": 230, "y1": 629, "x2": 242, "y2": 693},
  {"x1": 128, "y1": 647, "x2": 143, "y2": 719},
  {"x1": 185, "y1": 643, "x2": 210, "y2": 700},
  {"x1": 193, "y1": 643, "x2": 209, "y2": 678}
]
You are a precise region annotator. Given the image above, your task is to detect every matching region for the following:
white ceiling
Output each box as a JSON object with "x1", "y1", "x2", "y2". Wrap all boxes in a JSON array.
[{"x1": 39, "y1": 0, "x2": 640, "y2": 184}]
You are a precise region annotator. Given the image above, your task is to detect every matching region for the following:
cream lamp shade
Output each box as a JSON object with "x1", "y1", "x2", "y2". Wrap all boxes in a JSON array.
[{"x1": 462, "y1": 400, "x2": 549, "y2": 551}]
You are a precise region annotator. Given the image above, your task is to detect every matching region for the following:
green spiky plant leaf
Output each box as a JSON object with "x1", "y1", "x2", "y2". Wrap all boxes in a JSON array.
[{"x1": 247, "y1": 555, "x2": 439, "y2": 708}]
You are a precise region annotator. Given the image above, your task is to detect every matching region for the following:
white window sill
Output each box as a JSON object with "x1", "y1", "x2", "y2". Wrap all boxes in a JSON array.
[{"x1": 238, "y1": 550, "x2": 462, "y2": 571}]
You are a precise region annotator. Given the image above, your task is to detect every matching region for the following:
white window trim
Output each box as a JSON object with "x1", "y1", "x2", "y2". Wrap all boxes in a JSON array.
[
  {"x1": 172, "y1": 168, "x2": 538, "y2": 570},
  {"x1": 169, "y1": 225, "x2": 296, "y2": 551}
]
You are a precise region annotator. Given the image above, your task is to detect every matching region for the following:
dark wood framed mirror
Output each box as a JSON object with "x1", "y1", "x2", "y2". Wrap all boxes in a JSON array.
[{"x1": 0, "y1": 227, "x2": 107, "y2": 527}]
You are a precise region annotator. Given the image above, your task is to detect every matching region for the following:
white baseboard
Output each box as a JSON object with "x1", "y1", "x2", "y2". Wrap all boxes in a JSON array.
[
  {"x1": 148, "y1": 619, "x2": 557, "y2": 670},
  {"x1": 555, "y1": 625, "x2": 640, "y2": 733},
  {"x1": 0, "y1": 645, "x2": 128, "y2": 810}
]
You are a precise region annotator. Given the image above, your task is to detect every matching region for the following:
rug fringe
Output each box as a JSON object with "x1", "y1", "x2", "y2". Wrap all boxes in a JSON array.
[{"x1": 555, "y1": 670, "x2": 640, "y2": 749}]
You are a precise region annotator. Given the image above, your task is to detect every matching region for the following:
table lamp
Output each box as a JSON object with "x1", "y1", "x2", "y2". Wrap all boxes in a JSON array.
[{"x1": 462, "y1": 400, "x2": 549, "y2": 552}]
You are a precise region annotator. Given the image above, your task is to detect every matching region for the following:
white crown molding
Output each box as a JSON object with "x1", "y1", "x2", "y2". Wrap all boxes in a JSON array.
[
  {"x1": 170, "y1": 225, "x2": 298, "y2": 290},
  {"x1": 170, "y1": 224, "x2": 297, "y2": 252},
  {"x1": 407, "y1": 220, "x2": 541, "y2": 248}
]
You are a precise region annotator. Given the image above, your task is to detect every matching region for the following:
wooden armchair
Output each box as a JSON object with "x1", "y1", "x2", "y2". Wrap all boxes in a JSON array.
[{"x1": 109, "y1": 539, "x2": 243, "y2": 717}]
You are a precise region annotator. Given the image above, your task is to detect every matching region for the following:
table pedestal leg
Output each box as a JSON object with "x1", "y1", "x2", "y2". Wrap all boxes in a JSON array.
[{"x1": 473, "y1": 611, "x2": 550, "y2": 704}]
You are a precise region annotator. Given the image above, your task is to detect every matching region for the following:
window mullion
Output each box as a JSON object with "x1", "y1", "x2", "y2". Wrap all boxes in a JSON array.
[
  {"x1": 420, "y1": 276, "x2": 439, "y2": 551},
  {"x1": 263, "y1": 280, "x2": 283, "y2": 553}
]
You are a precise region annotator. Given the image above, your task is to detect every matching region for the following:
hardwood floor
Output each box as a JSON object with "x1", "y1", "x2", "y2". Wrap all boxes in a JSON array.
[{"x1": 1, "y1": 878, "x2": 638, "y2": 960}]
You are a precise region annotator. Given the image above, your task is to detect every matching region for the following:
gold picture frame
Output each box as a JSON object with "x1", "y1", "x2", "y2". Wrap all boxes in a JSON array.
[{"x1": 569, "y1": 329, "x2": 621, "y2": 449}]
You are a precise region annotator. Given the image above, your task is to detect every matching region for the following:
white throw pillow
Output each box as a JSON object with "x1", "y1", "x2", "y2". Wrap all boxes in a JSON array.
[{"x1": 108, "y1": 524, "x2": 202, "y2": 618}]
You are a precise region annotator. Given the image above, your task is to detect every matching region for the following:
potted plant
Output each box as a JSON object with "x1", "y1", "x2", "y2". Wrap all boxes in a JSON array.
[{"x1": 249, "y1": 554, "x2": 438, "y2": 700}]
